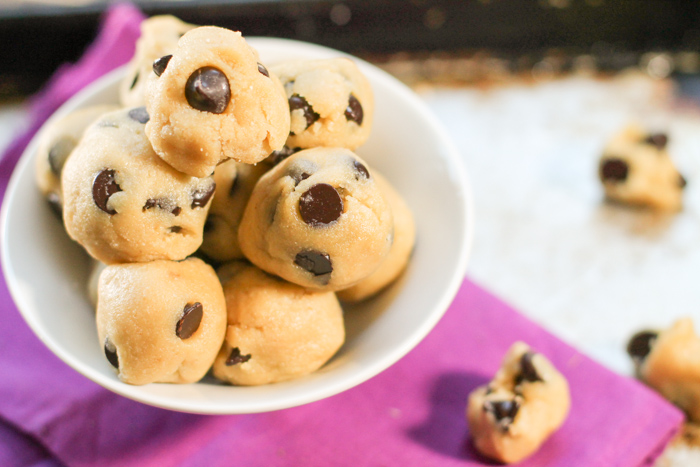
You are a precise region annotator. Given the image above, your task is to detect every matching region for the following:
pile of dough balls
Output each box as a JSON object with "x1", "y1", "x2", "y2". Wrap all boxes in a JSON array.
[{"x1": 34, "y1": 15, "x2": 415, "y2": 386}]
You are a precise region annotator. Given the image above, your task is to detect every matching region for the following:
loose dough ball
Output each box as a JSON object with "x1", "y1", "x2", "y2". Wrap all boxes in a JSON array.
[
  {"x1": 628, "y1": 318, "x2": 700, "y2": 422},
  {"x1": 337, "y1": 170, "x2": 415, "y2": 302},
  {"x1": 144, "y1": 26, "x2": 290, "y2": 177},
  {"x1": 119, "y1": 15, "x2": 195, "y2": 107},
  {"x1": 212, "y1": 262, "x2": 344, "y2": 385},
  {"x1": 467, "y1": 342, "x2": 570, "y2": 464},
  {"x1": 269, "y1": 58, "x2": 373, "y2": 158},
  {"x1": 238, "y1": 147, "x2": 393, "y2": 291},
  {"x1": 62, "y1": 107, "x2": 216, "y2": 264},
  {"x1": 599, "y1": 125, "x2": 686, "y2": 211},
  {"x1": 34, "y1": 105, "x2": 119, "y2": 217},
  {"x1": 96, "y1": 258, "x2": 227, "y2": 385},
  {"x1": 198, "y1": 160, "x2": 268, "y2": 263}
]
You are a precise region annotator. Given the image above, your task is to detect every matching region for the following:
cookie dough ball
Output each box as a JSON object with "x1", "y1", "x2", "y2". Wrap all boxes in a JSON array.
[
  {"x1": 338, "y1": 171, "x2": 415, "y2": 302},
  {"x1": 199, "y1": 160, "x2": 268, "y2": 263},
  {"x1": 269, "y1": 58, "x2": 373, "y2": 156},
  {"x1": 238, "y1": 147, "x2": 393, "y2": 291},
  {"x1": 119, "y1": 15, "x2": 195, "y2": 107},
  {"x1": 467, "y1": 342, "x2": 570, "y2": 464},
  {"x1": 212, "y1": 263, "x2": 344, "y2": 385},
  {"x1": 628, "y1": 318, "x2": 700, "y2": 422},
  {"x1": 599, "y1": 125, "x2": 686, "y2": 211},
  {"x1": 62, "y1": 107, "x2": 216, "y2": 264},
  {"x1": 35, "y1": 105, "x2": 119, "y2": 217},
  {"x1": 96, "y1": 258, "x2": 227, "y2": 385},
  {"x1": 145, "y1": 26, "x2": 290, "y2": 177}
]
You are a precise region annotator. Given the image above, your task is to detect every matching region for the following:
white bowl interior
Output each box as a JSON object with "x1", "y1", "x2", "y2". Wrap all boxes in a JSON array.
[{"x1": 1, "y1": 38, "x2": 473, "y2": 413}]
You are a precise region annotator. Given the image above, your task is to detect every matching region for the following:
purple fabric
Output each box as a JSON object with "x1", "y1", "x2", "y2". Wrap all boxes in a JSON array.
[{"x1": 0, "y1": 4, "x2": 684, "y2": 466}]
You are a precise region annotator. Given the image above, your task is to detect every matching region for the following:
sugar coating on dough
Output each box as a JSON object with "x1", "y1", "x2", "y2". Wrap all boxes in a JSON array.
[
  {"x1": 270, "y1": 58, "x2": 373, "y2": 151},
  {"x1": 337, "y1": 170, "x2": 415, "y2": 302},
  {"x1": 119, "y1": 15, "x2": 195, "y2": 107},
  {"x1": 631, "y1": 318, "x2": 700, "y2": 422},
  {"x1": 467, "y1": 342, "x2": 570, "y2": 464},
  {"x1": 34, "y1": 105, "x2": 119, "y2": 215},
  {"x1": 238, "y1": 147, "x2": 393, "y2": 291},
  {"x1": 62, "y1": 107, "x2": 216, "y2": 264},
  {"x1": 599, "y1": 125, "x2": 686, "y2": 211},
  {"x1": 96, "y1": 258, "x2": 227, "y2": 385},
  {"x1": 212, "y1": 262, "x2": 344, "y2": 385},
  {"x1": 199, "y1": 160, "x2": 268, "y2": 263},
  {"x1": 144, "y1": 26, "x2": 290, "y2": 177}
]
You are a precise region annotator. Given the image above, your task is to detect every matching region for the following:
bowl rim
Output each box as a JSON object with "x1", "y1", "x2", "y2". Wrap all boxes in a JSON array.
[{"x1": 0, "y1": 37, "x2": 474, "y2": 414}]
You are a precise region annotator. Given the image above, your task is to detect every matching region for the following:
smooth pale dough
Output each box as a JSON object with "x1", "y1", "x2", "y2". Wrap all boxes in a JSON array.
[
  {"x1": 337, "y1": 170, "x2": 415, "y2": 302},
  {"x1": 144, "y1": 26, "x2": 290, "y2": 177},
  {"x1": 96, "y1": 258, "x2": 227, "y2": 385},
  {"x1": 238, "y1": 147, "x2": 393, "y2": 291},
  {"x1": 87, "y1": 259, "x2": 107, "y2": 308},
  {"x1": 467, "y1": 342, "x2": 570, "y2": 464},
  {"x1": 199, "y1": 160, "x2": 268, "y2": 263},
  {"x1": 633, "y1": 318, "x2": 700, "y2": 422},
  {"x1": 119, "y1": 15, "x2": 195, "y2": 107},
  {"x1": 599, "y1": 125, "x2": 686, "y2": 211},
  {"x1": 34, "y1": 105, "x2": 119, "y2": 216},
  {"x1": 62, "y1": 107, "x2": 216, "y2": 264},
  {"x1": 270, "y1": 58, "x2": 373, "y2": 152},
  {"x1": 212, "y1": 262, "x2": 344, "y2": 385}
]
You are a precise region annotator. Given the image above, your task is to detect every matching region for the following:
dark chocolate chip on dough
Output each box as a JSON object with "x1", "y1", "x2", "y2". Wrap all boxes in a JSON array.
[
  {"x1": 600, "y1": 158, "x2": 629, "y2": 182},
  {"x1": 153, "y1": 54, "x2": 172, "y2": 77},
  {"x1": 104, "y1": 338, "x2": 119, "y2": 369},
  {"x1": 186, "y1": 67, "x2": 230, "y2": 114},
  {"x1": 679, "y1": 175, "x2": 688, "y2": 189},
  {"x1": 353, "y1": 160, "x2": 370, "y2": 180},
  {"x1": 644, "y1": 133, "x2": 668, "y2": 149},
  {"x1": 295, "y1": 250, "x2": 333, "y2": 277},
  {"x1": 257, "y1": 63, "x2": 270, "y2": 77},
  {"x1": 48, "y1": 137, "x2": 76, "y2": 175},
  {"x1": 176, "y1": 302, "x2": 203, "y2": 339},
  {"x1": 627, "y1": 330, "x2": 658, "y2": 361},
  {"x1": 299, "y1": 183, "x2": 343, "y2": 226},
  {"x1": 143, "y1": 198, "x2": 181, "y2": 216},
  {"x1": 289, "y1": 94, "x2": 319, "y2": 132},
  {"x1": 345, "y1": 94, "x2": 363, "y2": 125},
  {"x1": 191, "y1": 183, "x2": 216, "y2": 208},
  {"x1": 92, "y1": 169, "x2": 121, "y2": 215},
  {"x1": 517, "y1": 352, "x2": 543, "y2": 384},
  {"x1": 269, "y1": 146, "x2": 301, "y2": 166},
  {"x1": 130, "y1": 71, "x2": 139, "y2": 90},
  {"x1": 128, "y1": 107, "x2": 150, "y2": 124},
  {"x1": 226, "y1": 347, "x2": 252, "y2": 366},
  {"x1": 169, "y1": 226, "x2": 183, "y2": 233},
  {"x1": 485, "y1": 399, "x2": 520, "y2": 431}
]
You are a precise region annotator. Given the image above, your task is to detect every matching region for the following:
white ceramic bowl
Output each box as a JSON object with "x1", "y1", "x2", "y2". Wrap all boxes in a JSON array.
[{"x1": 1, "y1": 38, "x2": 473, "y2": 414}]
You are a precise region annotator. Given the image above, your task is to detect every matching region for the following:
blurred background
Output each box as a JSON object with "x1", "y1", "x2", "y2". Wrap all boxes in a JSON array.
[{"x1": 2, "y1": 0, "x2": 700, "y2": 98}]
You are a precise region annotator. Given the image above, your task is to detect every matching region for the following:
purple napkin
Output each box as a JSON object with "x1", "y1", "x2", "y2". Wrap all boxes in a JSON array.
[{"x1": 0, "y1": 4, "x2": 683, "y2": 466}]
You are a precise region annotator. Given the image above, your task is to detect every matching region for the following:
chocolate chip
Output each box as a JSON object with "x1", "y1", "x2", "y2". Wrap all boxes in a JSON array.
[
  {"x1": 680, "y1": 174, "x2": 688, "y2": 189},
  {"x1": 295, "y1": 250, "x2": 332, "y2": 277},
  {"x1": 130, "y1": 71, "x2": 139, "y2": 90},
  {"x1": 353, "y1": 160, "x2": 370, "y2": 180},
  {"x1": 269, "y1": 146, "x2": 301, "y2": 166},
  {"x1": 225, "y1": 347, "x2": 251, "y2": 366},
  {"x1": 143, "y1": 198, "x2": 181, "y2": 216},
  {"x1": 176, "y1": 302, "x2": 203, "y2": 339},
  {"x1": 516, "y1": 352, "x2": 543, "y2": 384},
  {"x1": 104, "y1": 338, "x2": 119, "y2": 369},
  {"x1": 484, "y1": 399, "x2": 520, "y2": 430},
  {"x1": 627, "y1": 330, "x2": 658, "y2": 361},
  {"x1": 299, "y1": 184, "x2": 343, "y2": 226},
  {"x1": 289, "y1": 94, "x2": 319, "y2": 132},
  {"x1": 644, "y1": 133, "x2": 668, "y2": 149},
  {"x1": 169, "y1": 226, "x2": 182, "y2": 233},
  {"x1": 48, "y1": 137, "x2": 75, "y2": 175},
  {"x1": 92, "y1": 169, "x2": 121, "y2": 215},
  {"x1": 46, "y1": 192, "x2": 62, "y2": 218},
  {"x1": 257, "y1": 63, "x2": 269, "y2": 77},
  {"x1": 600, "y1": 158, "x2": 628, "y2": 182},
  {"x1": 153, "y1": 54, "x2": 172, "y2": 77},
  {"x1": 192, "y1": 182, "x2": 216, "y2": 208},
  {"x1": 128, "y1": 107, "x2": 150, "y2": 124},
  {"x1": 185, "y1": 67, "x2": 230, "y2": 114},
  {"x1": 345, "y1": 94, "x2": 363, "y2": 125}
]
